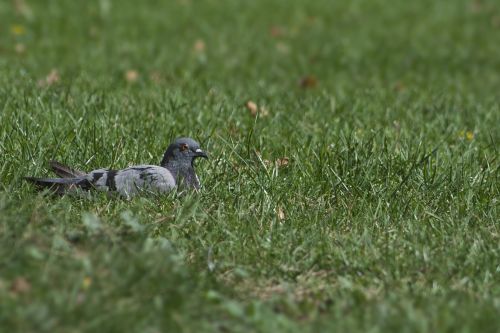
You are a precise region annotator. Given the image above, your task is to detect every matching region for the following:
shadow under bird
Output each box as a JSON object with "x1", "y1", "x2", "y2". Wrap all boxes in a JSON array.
[{"x1": 25, "y1": 137, "x2": 208, "y2": 198}]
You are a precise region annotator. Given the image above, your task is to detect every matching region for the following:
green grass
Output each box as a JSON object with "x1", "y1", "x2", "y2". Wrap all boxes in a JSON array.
[{"x1": 1, "y1": 0, "x2": 499, "y2": 332}]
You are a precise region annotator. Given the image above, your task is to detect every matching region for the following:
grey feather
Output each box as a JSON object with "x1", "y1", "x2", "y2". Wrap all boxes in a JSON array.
[
  {"x1": 24, "y1": 176, "x2": 91, "y2": 194},
  {"x1": 49, "y1": 160, "x2": 86, "y2": 178}
]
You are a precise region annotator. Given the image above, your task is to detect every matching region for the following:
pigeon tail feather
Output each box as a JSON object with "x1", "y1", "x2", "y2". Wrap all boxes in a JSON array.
[
  {"x1": 49, "y1": 160, "x2": 86, "y2": 178},
  {"x1": 24, "y1": 176, "x2": 91, "y2": 194}
]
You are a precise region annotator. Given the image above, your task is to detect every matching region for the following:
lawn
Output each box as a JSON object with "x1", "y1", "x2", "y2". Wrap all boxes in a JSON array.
[{"x1": 0, "y1": 0, "x2": 499, "y2": 332}]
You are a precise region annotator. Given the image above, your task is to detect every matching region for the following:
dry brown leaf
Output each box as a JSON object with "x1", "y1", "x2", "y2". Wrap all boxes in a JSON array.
[
  {"x1": 245, "y1": 100, "x2": 269, "y2": 117},
  {"x1": 38, "y1": 69, "x2": 60, "y2": 87},
  {"x1": 276, "y1": 157, "x2": 289, "y2": 168},
  {"x1": 270, "y1": 26, "x2": 285, "y2": 38},
  {"x1": 470, "y1": 0, "x2": 483, "y2": 13},
  {"x1": 492, "y1": 15, "x2": 500, "y2": 27},
  {"x1": 15, "y1": 43, "x2": 26, "y2": 54},
  {"x1": 14, "y1": 0, "x2": 33, "y2": 18},
  {"x1": 125, "y1": 70, "x2": 139, "y2": 83},
  {"x1": 193, "y1": 39, "x2": 206, "y2": 53},
  {"x1": 259, "y1": 107, "x2": 270, "y2": 117},
  {"x1": 276, "y1": 42, "x2": 290, "y2": 54},
  {"x1": 10, "y1": 277, "x2": 31, "y2": 295},
  {"x1": 299, "y1": 75, "x2": 318, "y2": 89},
  {"x1": 307, "y1": 16, "x2": 318, "y2": 24},
  {"x1": 393, "y1": 81, "x2": 406, "y2": 92},
  {"x1": 276, "y1": 207, "x2": 286, "y2": 221},
  {"x1": 245, "y1": 100, "x2": 258, "y2": 116},
  {"x1": 46, "y1": 70, "x2": 60, "y2": 84},
  {"x1": 255, "y1": 150, "x2": 270, "y2": 167}
]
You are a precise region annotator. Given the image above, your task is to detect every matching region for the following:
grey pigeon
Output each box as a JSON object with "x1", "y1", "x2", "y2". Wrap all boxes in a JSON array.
[{"x1": 25, "y1": 137, "x2": 208, "y2": 198}]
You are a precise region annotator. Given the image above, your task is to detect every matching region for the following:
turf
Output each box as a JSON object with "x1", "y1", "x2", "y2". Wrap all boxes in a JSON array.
[{"x1": 0, "y1": 0, "x2": 499, "y2": 332}]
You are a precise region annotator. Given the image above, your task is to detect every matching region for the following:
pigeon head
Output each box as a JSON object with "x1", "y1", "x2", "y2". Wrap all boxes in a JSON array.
[{"x1": 160, "y1": 137, "x2": 208, "y2": 167}]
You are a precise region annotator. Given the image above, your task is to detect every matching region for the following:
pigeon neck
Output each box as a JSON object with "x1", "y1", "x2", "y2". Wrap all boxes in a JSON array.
[{"x1": 163, "y1": 160, "x2": 200, "y2": 189}]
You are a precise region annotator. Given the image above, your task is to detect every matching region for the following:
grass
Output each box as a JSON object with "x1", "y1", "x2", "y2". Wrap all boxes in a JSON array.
[{"x1": 0, "y1": 0, "x2": 499, "y2": 332}]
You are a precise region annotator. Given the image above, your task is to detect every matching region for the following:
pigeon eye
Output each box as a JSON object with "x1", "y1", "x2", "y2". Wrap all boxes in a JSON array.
[{"x1": 179, "y1": 143, "x2": 189, "y2": 151}]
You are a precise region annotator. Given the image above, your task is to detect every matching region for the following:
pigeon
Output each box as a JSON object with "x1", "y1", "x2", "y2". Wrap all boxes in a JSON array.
[{"x1": 25, "y1": 137, "x2": 208, "y2": 198}]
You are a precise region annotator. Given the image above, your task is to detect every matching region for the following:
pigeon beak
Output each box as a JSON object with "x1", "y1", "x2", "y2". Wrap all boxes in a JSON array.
[{"x1": 194, "y1": 148, "x2": 208, "y2": 159}]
